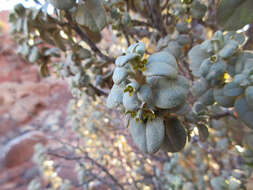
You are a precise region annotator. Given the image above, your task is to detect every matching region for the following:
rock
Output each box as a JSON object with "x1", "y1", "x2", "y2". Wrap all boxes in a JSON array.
[
  {"x1": 9, "y1": 95, "x2": 45, "y2": 124},
  {"x1": 16, "y1": 82, "x2": 51, "y2": 98},
  {"x1": 19, "y1": 66, "x2": 40, "y2": 83},
  {"x1": 0, "y1": 131, "x2": 47, "y2": 169}
]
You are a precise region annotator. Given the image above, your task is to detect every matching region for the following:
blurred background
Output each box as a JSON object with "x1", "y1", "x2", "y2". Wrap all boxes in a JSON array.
[
  {"x1": 0, "y1": 2, "x2": 73, "y2": 189},
  {"x1": 0, "y1": 1, "x2": 253, "y2": 190}
]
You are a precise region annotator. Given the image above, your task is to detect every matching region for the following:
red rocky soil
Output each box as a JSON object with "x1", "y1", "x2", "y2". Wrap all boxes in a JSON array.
[{"x1": 0, "y1": 11, "x2": 74, "y2": 190}]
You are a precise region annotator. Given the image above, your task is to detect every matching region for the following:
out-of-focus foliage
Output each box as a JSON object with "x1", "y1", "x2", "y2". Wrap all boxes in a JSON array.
[
  {"x1": 217, "y1": 0, "x2": 253, "y2": 30},
  {"x1": 29, "y1": 95, "x2": 253, "y2": 190},
  {"x1": 31, "y1": 144, "x2": 71, "y2": 190},
  {"x1": 8, "y1": 0, "x2": 253, "y2": 189}
]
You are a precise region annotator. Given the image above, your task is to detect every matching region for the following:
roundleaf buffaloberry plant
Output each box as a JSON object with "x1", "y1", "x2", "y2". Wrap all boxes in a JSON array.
[{"x1": 8, "y1": 0, "x2": 253, "y2": 189}]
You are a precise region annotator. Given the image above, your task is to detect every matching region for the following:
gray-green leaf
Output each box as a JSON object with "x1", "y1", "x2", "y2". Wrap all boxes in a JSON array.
[
  {"x1": 217, "y1": 0, "x2": 253, "y2": 30},
  {"x1": 75, "y1": 0, "x2": 107, "y2": 32},
  {"x1": 234, "y1": 97, "x2": 253, "y2": 129}
]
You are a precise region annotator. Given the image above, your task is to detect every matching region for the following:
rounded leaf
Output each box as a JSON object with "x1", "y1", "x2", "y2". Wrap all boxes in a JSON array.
[
  {"x1": 146, "y1": 76, "x2": 163, "y2": 86},
  {"x1": 49, "y1": 0, "x2": 75, "y2": 10},
  {"x1": 143, "y1": 61, "x2": 178, "y2": 79},
  {"x1": 127, "y1": 81, "x2": 140, "y2": 91},
  {"x1": 233, "y1": 74, "x2": 247, "y2": 84},
  {"x1": 28, "y1": 46, "x2": 39, "y2": 63},
  {"x1": 148, "y1": 51, "x2": 177, "y2": 69},
  {"x1": 188, "y1": 45, "x2": 209, "y2": 77},
  {"x1": 175, "y1": 75, "x2": 190, "y2": 89},
  {"x1": 206, "y1": 60, "x2": 226, "y2": 83},
  {"x1": 106, "y1": 84, "x2": 123, "y2": 108},
  {"x1": 161, "y1": 118, "x2": 187, "y2": 153},
  {"x1": 176, "y1": 22, "x2": 189, "y2": 33},
  {"x1": 177, "y1": 34, "x2": 191, "y2": 46},
  {"x1": 123, "y1": 92, "x2": 141, "y2": 111},
  {"x1": 199, "y1": 89, "x2": 214, "y2": 106},
  {"x1": 164, "y1": 41, "x2": 181, "y2": 59},
  {"x1": 212, "y1": 31, "x2": 224, "y2": 44},
  {"x1": 173, "y1": 103, "x2": 191, "y2": 116},
  {"x1": 126, "y1": 43, "x2": 143, "y2": 54},
  {"x1": 243, "y1": 58, "x2": 253, "y2": 71},
  {"x1": 129, "y1": 118, "x2": 147, "y2": 152},
  {"x1": 243, "y1": 133, "x2": 253, "y2": 151},
  {"x1": 199, "y1": 59, "x2": 212, "y2": 77},
  {"x1": 234, "y1": 52, "x2": 253, "y2": 74},
  {"x1": 152, "y1": 78, "x2": 188, "y2": 109},
  {"x1": 225, "y1": 31, "x2": 246, "y2": 45},
  {"x1": 157, "y1": 34, "x2": 171, "y2": 50},
  {"x1": 213, "y1": 88, "x2": 235, "y2": 107},
  {"x1": 245, "y1": 86, "x2": 253, "y2": 107},
  {"x1": 112, "y1": 67, "x2": 128, "y2": 84},
  {"x1": 191, "y1": 78, "x2": 209, "y2": 97},
  {"x1": 223, "y1": 82, "x2": 243, "y2": 97},
  {"x1": 137, "y1": 84, "x2": 153, "y2": 103},
  {"x1": 75, "y1": 0, "x2": 107, "y2": 32},
  {"x1": 14, "y1": 3, "x2": 26, "y2": 15},
  {"x1": 219, "y1": 40, "x2": 238, "y2": 58},
  {"x1": 115, "y1": 53, "x2": 139, "y2": 67},
  {"x1": 234, "y1": 97, "x2": 253, "y2": 129},
  {"x1": 200, "y1": 40, "x2": 213, "y2": 54},
  {"x1": 129, "y1": 117, "x2": 165, "y2": 154},
  {"x1": 135, "y1": 42, "x2": 145, "y2": 56},
  {"x1": 146, "y1": 117, "x2": 165, "y2": 153},
  {"x1": 210, "y1": 177, "x2": 226, "y2": 190},
  {"x1": 190, "y1": 0, "x2": 207, "y2": 19},
  {"x1": 217, "y1": 0, "x2": 253, "y2": 30}
]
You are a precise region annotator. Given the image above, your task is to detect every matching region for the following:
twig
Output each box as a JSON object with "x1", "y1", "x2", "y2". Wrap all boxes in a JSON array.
[
  {"x1": 83, "y1": 152, "x2": 125, "y2": 190},
  {"x1": 122, "y1": 29, "x2": 131, "y2": 46},
  {"x1": 144, "y1": 0, "x2": 167, "y2": 37},
  {"x1": 182, "y1": 59, "x2": 194, "y2": 81},
  {"x1": 128, "y1": 28, "x2": 152, "y2": 38},
  {"x1": 47, "y1": 151, "x2": 125, "y2": 190},
  {"x1": 161, "y1": 0, "x2": 170, "y2": 10},
  {"x1": 47, "y1": 151, "x2": 118, "y2": 190},
  {"x1": 65, "y1": 13, "x2": 115, "y2": 63},
  {"x1": 88, "y1": 84, "x2": 109, "y2": 96},
  {"x1": 131, "y1": 19, "x2": 152, "y2": 27}
]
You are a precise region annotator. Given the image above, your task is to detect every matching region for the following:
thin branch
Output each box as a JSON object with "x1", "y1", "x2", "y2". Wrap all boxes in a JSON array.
[
  {"x1": 74, "y1": 25, "x2": 115, "y2": 63},
  {"x1": 65, "y1": 13, "x2": 115, "y2": 63},
  {"x1": 88, "y1": 172, "x2": 118, "y2": 190},
  {"x1": 122, "y1": 29, "x2": 131, "y2": 46},
  {"x1": 68, "y1": 67, "x2": 109, "y2": 96},
  {"x1": 127, "y1": 28, "x2": 152, "y2": 38},
  {"x1": 161, "y1": 0, "x2": 170, "y2": 10},
  {"x1": 83, "y1": 152, "x2": 125, "y2": 190},
  {"x1": 47, "y1": 151, "x2": 125, "y2": 190},
  {"x1": 88, "y1": 83, "x2": 109, "y2": 96},
  {"x1": 47, "y1": 151, "x2": 118, "y2": 190},
  {"x1": 131, "y1": 19, "x2": 152, "y2": 27},
  {"x1": 182, "y1": 59, "x2": 194, "y2": 81},
  {"x1": 144, "y1": 0, "x2": 167, "y2": 37}
]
